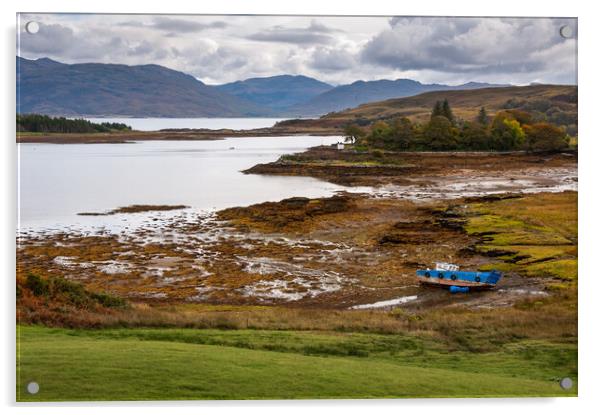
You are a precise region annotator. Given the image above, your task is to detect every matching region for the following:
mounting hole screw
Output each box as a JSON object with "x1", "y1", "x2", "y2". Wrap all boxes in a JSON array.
[
  {"x1": 26, "y1": 381, "x2": 39, "y2": 395},
  {"x1": 25, "y1": 21, "x2": 40, "y2": 35},
  {"x1": 559, "y1": 25, "x2": 573, "y2": 39},
  {"x1": 559, "y1": 377, "x2": 573, "y2": 390}
]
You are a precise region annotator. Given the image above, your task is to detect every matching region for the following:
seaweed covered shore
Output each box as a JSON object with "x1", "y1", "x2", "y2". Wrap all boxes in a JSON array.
[
  {"x1": 18, "y1": 191, "x2": 576, "y2": 314},
  {"x1": 245, "y1": 145, "x2": 577, "y2": 189}
]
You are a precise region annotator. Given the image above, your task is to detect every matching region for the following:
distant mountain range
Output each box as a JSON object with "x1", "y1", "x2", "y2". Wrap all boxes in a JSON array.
[
  {"x1": 216, "y1": 75, "x2": 333, "y2": 112},
  {"x1": 17, "y1": 57, "x2": 265, "y2": 117},
  {"x1": 17, "y1": 56, "x2": 509, "y2": 118}
]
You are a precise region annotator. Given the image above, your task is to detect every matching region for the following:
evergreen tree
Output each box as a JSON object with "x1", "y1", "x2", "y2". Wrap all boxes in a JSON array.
[
  {"x1": 477, "y1": 107, "x2": 489, "y2": 125},
  {"x1": 431, "y1": 101, "x2": 443, "y2": 119},
  {"x1": 17, "y1": 114, "x2": 132, "y2": 133},
  {"x1": 441, "y1": 99, "x2": 454, "y2": 123}
]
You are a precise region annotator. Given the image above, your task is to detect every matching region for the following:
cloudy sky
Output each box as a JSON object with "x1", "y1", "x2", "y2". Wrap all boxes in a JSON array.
[{"x1": 17, "y1": 14, "x2": 577, "y2": 86}]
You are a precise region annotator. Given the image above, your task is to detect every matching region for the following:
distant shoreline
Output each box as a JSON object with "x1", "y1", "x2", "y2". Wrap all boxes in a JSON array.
[{"x1": 16, "y1": 126, "x2": 343, "y2": 144}]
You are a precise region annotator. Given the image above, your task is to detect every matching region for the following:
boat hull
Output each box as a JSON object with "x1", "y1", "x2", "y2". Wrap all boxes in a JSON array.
[{"x1": 416, "y1": 269, "x2": 501, "y2": 290}]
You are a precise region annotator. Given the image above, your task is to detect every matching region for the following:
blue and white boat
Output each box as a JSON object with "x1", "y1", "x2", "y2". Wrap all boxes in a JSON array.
[{"x1": 416, "y1": 262, "x2": 502, "y2": 293}]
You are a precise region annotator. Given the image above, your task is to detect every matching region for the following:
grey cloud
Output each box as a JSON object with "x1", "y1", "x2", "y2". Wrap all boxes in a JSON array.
[
  {"x1": 17, "y1": 15, "x2": 577, "y2": 86},
  {"x1": 170, "y1": 43, "x2": 252, "y2": 81},
  {"x1": 119, "y1": 17, "x2": 227, "y2": 33},
  {"x1": 310, "y1": 47, "x2": 356, "y2": 71},
  {"x1": 20, "y1": 22, "x2": 163, "y2": 62},
  {"x1": 151, "y1": 17, "x2": 227, "y2": 33},
  {"x1": 389, "y1": 16, "x2": 478, "y2": 34},
  {"x1": 307, "y1": 20, "x2": 342, "y2": 33},
  {"x1": 362, "y1": 17, "x2": 577, "y2": 80},
  {"x1": 248, "y1": 30, "x2": 330, "y2": 44},
  {"x1": 127, "y1": 40, "x2": 155, "y2": 57},
  {"x1": 247, "y1": 20, "x2": 338, "y2": 44},
  {"x1": 153, "y1": 49, "x2": 169, "y2": 60}
]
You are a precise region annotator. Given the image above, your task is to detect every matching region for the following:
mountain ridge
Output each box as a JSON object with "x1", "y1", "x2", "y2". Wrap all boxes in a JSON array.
[
  {"x1": 17, "y1": 56, "x2": 271, "y2": 117},
  {"x1": 18, "y1": 56, "x2": 522, "y2": 118},
  {"x1": 216, "y1": 75, "x2": 333, "y2": 112}
]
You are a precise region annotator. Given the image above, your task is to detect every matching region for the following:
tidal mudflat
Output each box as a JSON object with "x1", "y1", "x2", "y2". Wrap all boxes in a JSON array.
[{"x1": 17, "y1": 146, "x2": 577, "y2": 313}]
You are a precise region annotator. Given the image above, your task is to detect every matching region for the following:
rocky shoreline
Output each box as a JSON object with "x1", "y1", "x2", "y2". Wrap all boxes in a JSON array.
[
  {"x1": 245, "y1": 146, "x2": 578, "y2": 188},
  {"x1": 17, "y1": 192, "x2": 575, "y2": 311},
  {"x1": 16, "y1": 147, "x2": 577, "y2": 321}
]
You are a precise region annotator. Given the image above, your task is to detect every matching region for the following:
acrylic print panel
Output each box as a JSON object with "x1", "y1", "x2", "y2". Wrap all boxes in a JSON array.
[{"x1": 16, "y1": 13, "x2": 577, "y2": 401}]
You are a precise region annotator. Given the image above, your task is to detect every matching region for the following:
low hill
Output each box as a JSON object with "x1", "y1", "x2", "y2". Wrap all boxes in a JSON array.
[
  {"x1": 17, "y1": 57, "x2": 270, "y2": 117},
  {"x1": 285, "y1": 79, "x2": 507, "y2": 117},
  {"x1": 216, "y1": 75, "x2": 333, "y2": 112},
  {"x1": 280, "y1": 84, "x2": 577, "y2": 132}
]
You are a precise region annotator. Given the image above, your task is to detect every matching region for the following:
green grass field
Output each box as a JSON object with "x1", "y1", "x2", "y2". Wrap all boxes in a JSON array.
[{"x1": 17, "y1": 325, "x2": 576, "y2": 401}]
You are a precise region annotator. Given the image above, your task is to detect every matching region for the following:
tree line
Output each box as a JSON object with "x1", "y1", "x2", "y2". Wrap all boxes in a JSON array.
[
  {"x1": 17, "y1": 114, "x2": 132, "y2": 133},
  {"x1": 344, "y1": 99, "x2": 572, "y2": 152}
]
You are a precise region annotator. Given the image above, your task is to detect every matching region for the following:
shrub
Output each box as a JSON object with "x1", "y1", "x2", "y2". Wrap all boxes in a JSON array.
[
  {"x1": 22, "y1": 273, "x2": 126, "y2": 309},
  {"x1": 26, "y1": 273, "x2": 50, "y2": 297},
  {"x1": 49, "y1": 276, "x2": 90, "y2": 307},
  {"x1": 91, "y1": 292, "x2": 127, "y2": 308}
]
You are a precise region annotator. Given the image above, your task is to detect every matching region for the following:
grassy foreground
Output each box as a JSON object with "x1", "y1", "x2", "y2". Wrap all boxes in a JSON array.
[{"x1": 17, "y1": 325, "x2": 575, "y2": 401}]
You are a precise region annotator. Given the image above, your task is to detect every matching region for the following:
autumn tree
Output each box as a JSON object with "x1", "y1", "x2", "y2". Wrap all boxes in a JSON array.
[
  {"x1": 490, "y1": 112, "x2": 525, "y2": 150},
  {"x1": 366, "y1": 120, "x2": 393, "y2": 148},
  {"x1": 422, "y1": 116, "x2": 458, "y2": 150},
  {"x1": 460, "y1": 121, "x2": 490, "y2": 150},
  {"x1": 523, "y1": 123, "x2": 569, "y2": 151},
  {"x1": 497, "y1": 109, "x2": 532, "y2": 125},
  {"x1": 388, "y1": 117, "x2": 416, "y2": 150}
]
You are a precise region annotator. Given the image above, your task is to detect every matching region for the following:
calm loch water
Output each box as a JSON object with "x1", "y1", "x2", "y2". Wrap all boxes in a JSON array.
[{"x1": 18, "y1": 135, "x2": 347, "y2": 231}]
